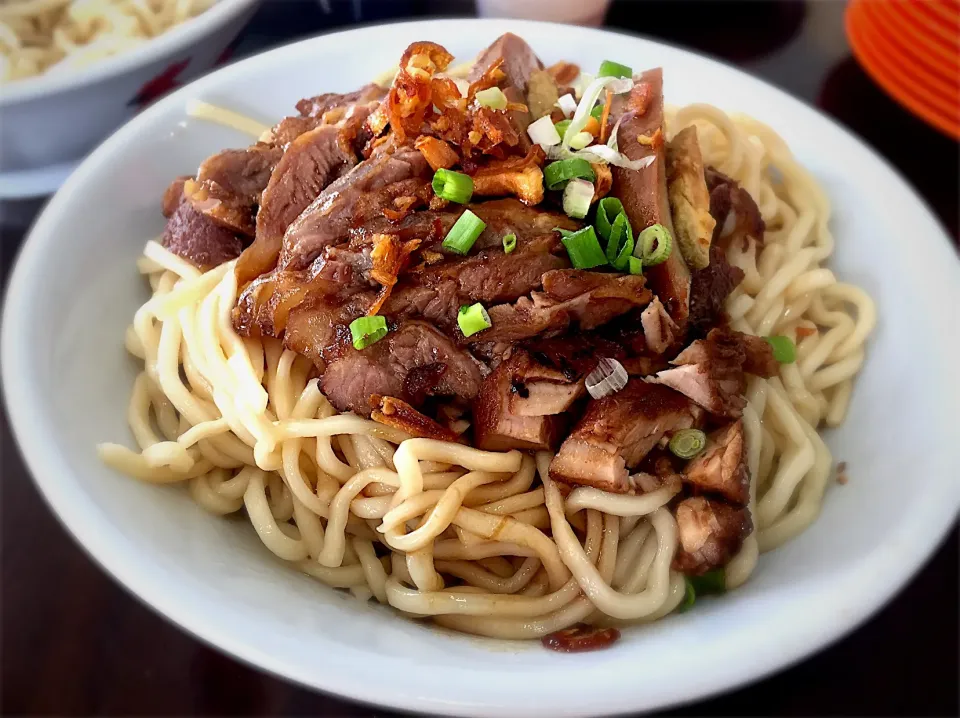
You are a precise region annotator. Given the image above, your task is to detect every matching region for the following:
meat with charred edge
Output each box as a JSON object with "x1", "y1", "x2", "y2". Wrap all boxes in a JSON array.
[{"x1": 549, "y1": 381, "x2": 703, "y2": 494}]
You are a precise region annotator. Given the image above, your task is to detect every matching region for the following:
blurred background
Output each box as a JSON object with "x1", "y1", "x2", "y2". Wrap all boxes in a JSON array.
[{"x1": 1, "y1": 1, "x2": 957, "y2": 716}]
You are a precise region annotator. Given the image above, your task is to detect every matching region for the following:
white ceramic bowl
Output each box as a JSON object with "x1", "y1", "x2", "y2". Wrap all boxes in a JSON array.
[
  {"x1": 0, "y1": 0, "x2": 261, "y2": 198},
  {"x1": 3, "y1": 19, "x2": 959, "y2": 717}
]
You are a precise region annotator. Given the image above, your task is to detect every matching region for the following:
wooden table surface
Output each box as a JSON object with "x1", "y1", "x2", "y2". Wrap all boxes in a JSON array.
[{"x1": 2, "y1": 1, "x2": 958, "y2": 715}]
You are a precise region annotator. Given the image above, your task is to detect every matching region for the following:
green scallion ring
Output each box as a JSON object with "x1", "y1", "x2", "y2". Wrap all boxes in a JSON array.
[
  {"x1": 442, "y1": 209, "x2": 486, "y2": 255},
  {"x1": 557, "y1": 226, "x2": 607, "y2": 269},
  {"x1": 597, "y1": 59, "x2": 633, "y2": 79},
  {"x1": 764, "y1": 335, "x2": 797, "y2": 363},
  {"x1": 638, "y1": 223, "x2": 673, "y2": 266},
  {"x1": 475, "y1": 86, "x2": 507, "y2": 110},
  {"x1": 595, "y1": 196, "x2": 627, "y2": 242},
  {"x1": 349, "y1": 315, "x2": 388, "y2": 350},
  {"x1": 554, "y1": 119, "x2": 572, "y2": 139},
  {"x1": 502, "y1": 233, "x2": 517, "y2": 254},
  {"x1": 457, "y1": 302, "x2": 492, "y2": 338},
  {"x1": 590, "y1": 104, "x2": 604, "y2": 119},
  {"x1": 432, "y1": 168, "x2": 473, "y2": 204},
  {"x1": 689, "y1": 569, "x2": 727, "y2": 596},
  {"x1": 543, "y1": 158, "x2": 596, "y2": 191},
  {"x1": 627, "y1": 256, "x2": 643, "y2": 275},
  {"x1": 606, "y1": 212, "x2": 634, "y2": 270},
  {"x1": 679, "y1": 579, "x2": 696, "y2": 613},
  {"x1": 668, "y1": 428, "x2": 707, "y2": 459}
]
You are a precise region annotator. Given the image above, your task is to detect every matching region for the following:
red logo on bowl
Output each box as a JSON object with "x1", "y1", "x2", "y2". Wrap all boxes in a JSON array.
[{"x1": 128, "y1": 58, "x2": 191, "y2": 109}]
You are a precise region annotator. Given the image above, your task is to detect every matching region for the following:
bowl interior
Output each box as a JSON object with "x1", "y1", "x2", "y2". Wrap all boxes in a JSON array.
[{"x1": 4, "y1": 19, "x2": 959, "y2": 718}]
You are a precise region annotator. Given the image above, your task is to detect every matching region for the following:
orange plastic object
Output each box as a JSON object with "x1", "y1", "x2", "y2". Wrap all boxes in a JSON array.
[{"x1": 846, "y1": 0, "x2": 960, "y2": 140}]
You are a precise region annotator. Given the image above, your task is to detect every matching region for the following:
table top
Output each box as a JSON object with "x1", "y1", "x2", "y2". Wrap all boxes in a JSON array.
[{"x1": 2, "y1": 2, "x2": 957, "y2": 715}]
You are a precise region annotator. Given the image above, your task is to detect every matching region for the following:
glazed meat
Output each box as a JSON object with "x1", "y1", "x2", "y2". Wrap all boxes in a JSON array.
[
  {"x1": 653, "y1": 327, "x2": 777, "y2": 418},
  {"x1": 609, "y1": 68, "x2": 691, "y2": 330},
  {"x1": 683, "y1": 420, "x2": 750, "y2": 504},
  {"x1": 673, "y1": 497, "x2": 752, "y2": 575},
  {"x1": 549, "y1": 381, "x2": 703, "y2": 494},
  {"x1": 162, "y1": 192, "x2": 244, "y2": 270}
]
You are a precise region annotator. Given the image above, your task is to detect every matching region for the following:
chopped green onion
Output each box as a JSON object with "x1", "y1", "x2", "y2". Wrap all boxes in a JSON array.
[
  {"x1": 591, "y1": 104, "x2": 604, "y2": 119},
  {"x1": 432, "y1": 169, "x2": 473, "y2": 204},
  {"x1": 638, "y1": 223, "x2": 673, "y2": 266},
  {"x1": 597, "y1": 59, "x2": 633, "y2": 79},
  {"x1": 628, "y1": 256, "x2": 643, "y2": 275},
  {"x1": 562, "y1": 178, "x2": 594, "y2": 219},
  {"x1": 668, "y1": 428, "x2": 707, "y2": 459},
  {"x1": 764, "y1": 335, "x2": 797, "y2": 363},
  {"x1": 595, "y1": 197, "x2": 626, "y2": 242},
  {"x1": 679, "y1": 579, "x2": 696, "y2": 612},
  {"x1": 554, "y1": 119, "x2": 572, "y2": 139},
  {"x1": 442, "y1": 209, "x2": 486, "y2": 255},
  {"x1": 568, "y1": 131, "x2": 594, "y2": 150},
  {"x1": 349, "y1": 316, "x2": 388, "y2": 350},
  {"x1": 543, "y1": 157, "x2": 596, "y2": 191},
  {"x1": 689, "y1": 569, "x2": 727, "y2": 596},
  {"x1": 605, "y1": 213, "x2": 634, "y2": 270},
  {"x1": 475, "y1": 86, "x2": 507, "y2": 110},
  {"x1": 458, "y1": 302, "x2": 492, "y2": 337},
  {"x1": 557, "y1": 226, "x2": 607, "y2": 269},
  {"x1": 502, "y1": 233, "x2": 517, "y2": 254}
]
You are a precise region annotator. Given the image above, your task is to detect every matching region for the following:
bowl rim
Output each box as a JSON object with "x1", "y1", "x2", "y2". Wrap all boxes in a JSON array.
[
  {"x1": 3, "y1": 18, "x2": 960, "y2": 717},
  {"x1": 0, "y1": 0, "x2": 261, "y2": 107}
]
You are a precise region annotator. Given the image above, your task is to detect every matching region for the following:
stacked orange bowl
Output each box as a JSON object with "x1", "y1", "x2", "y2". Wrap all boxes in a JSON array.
[{"x1": 846, "y1": 0, "x2": 960, "y2": 139}]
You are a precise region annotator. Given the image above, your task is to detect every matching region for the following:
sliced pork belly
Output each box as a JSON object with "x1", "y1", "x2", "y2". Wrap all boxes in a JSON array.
[
  {"x1": 683, "y1": 420, "x2": 749, "y2": 505},
  {"x1": 278, "y1": 142, "x2": 430, "y2": 271},
  {"x1": 370, "y1": 395, "x2": 461, "y2": 442},
  {"x1": 162, "y1": 192, "x2": 243, "y2": 270},
  {"x1": 294, "y1": 83, "x2": 385, "y2": 121},
  {"x1": 472, "y1": 271, "x2": 651, "y2": 344},
  {"x1": 653, "y1": 327, "x2": 777, "y2": 418},
  {"x1": 673, "y1": 497, "x2": 752, "y2": 575},
  {"x1": 320, "y1": 320, "x2": 485, "y2": 415},
  {"x1": 184, "y1": 143, "x2": 283, "y2": 236},
  {"x1": 609, "y1": 68, "x2": 691, "y2": 330},
  {"x1": 640, "y1": 296, "x2": 679, "y2": 354},
  {"x1": 473, "y1": 349, "x2": 568, "y2": 452},
  {"x1": 549, "y1": 381, "x2": 703, "y2": 493},
  {"x1": 468, "y1": 33, "x2": 542, "y2": 154},
  {"x1": 666, "y1": 126, "x2": 715, "y2": 271},
  {"x1": 236, "y1": 125, "x2": 358, "y2": 286}
]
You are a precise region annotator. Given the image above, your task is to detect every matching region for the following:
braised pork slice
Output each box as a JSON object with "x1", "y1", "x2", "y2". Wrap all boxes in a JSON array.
[
  {"x1": 371, "y1": 395, "x2": 461, "y2": 442},
  {"x1": 236, "y1": 125, "x2": 358, "y2": 286},
  {"x1": 640, "y1": 296, "x2": 679, "y2": 354},
  {"x1": 666, "y1": 126, "x2": 715, "y2": 270},
  {"x1": 162, "y1": 176, "x2": 191, "y2": 217},
  {"x1": 653, "y1": 327, "x2": 777, "y2": 417},
  {"x1": 549, "y1": 381, "x2": 702, "y2": 493},
  {"x1": 472, "y1": 271, "x2": 652, "y2": 344},
  {"x1": 184, "y1": 144, "x2": 283, "y2": 236},
  {"x1": 295, "y1": 83, "x2": 385, "y2": 119},
  {"x1": 162, "y1": 195, "x2": 243, "y2": 271},
  {"x1": 673, "y1": 497, "x2": 751, "y2": 575},
  {"x1": 705, "y1": 168, "x2": 765, "y2": 251},
  {"x1": 684, "y1": 420, "x2": 749, "y2": 504},
  {"x1": 279, "y1": 143, "x2": 430, "y2": 271},
  {"x1": 320, "y1": 320, "x2": 485, "y2": 415},
  {"x1": 609, "y1": 68, "x2": 691, "y2": 330},
  {"x1": 473, "y1": 349, "x2": 567, "y2": 452},
  {"x1": 468, "y1": 33, "x2": 541, "y2": 153}
]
